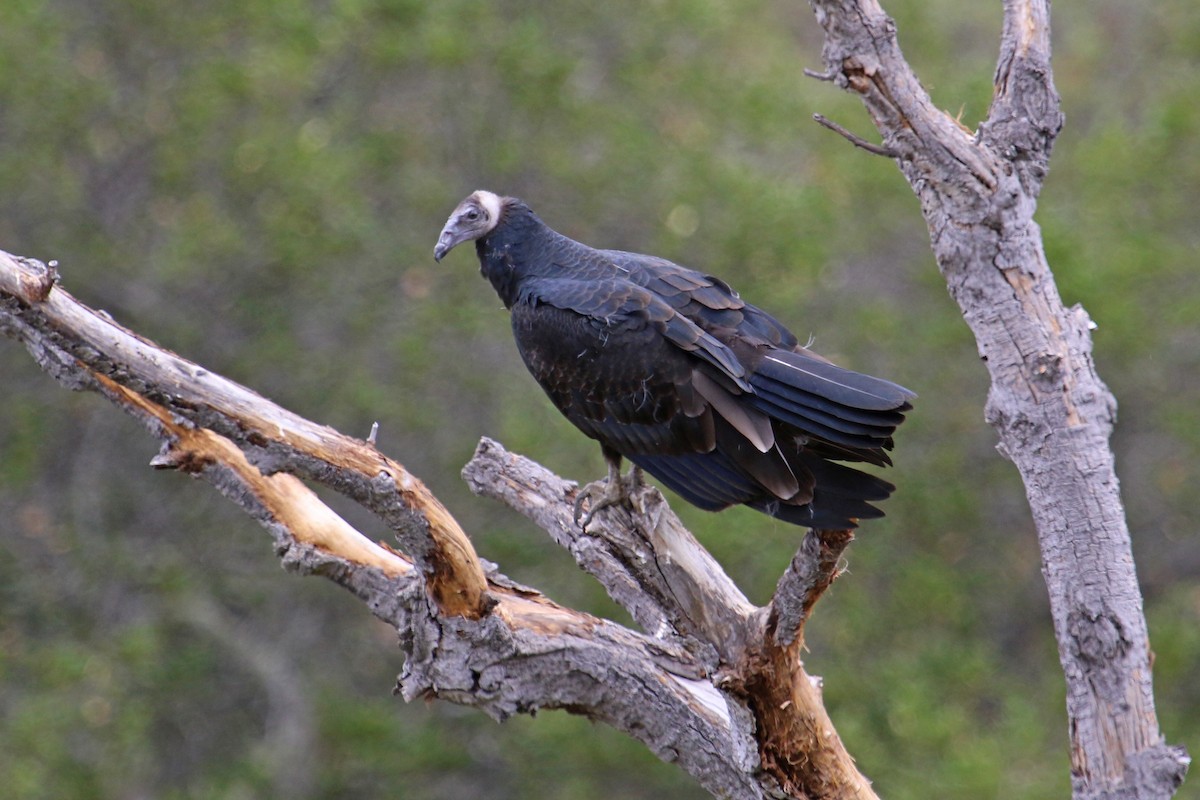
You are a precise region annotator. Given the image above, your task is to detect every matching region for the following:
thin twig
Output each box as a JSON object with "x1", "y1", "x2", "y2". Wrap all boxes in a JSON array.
[
  {"x1": 812, "y1": 113, "x2": 900, "y2": 158},
  {"x1": 803, "y1": 67, "x2": 837, "y2": 82}
]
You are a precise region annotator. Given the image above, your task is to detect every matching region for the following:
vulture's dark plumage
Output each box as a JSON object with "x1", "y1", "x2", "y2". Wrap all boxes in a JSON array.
[{"x1": 435, "y1": 190, "x2": 914, "y2": 529}]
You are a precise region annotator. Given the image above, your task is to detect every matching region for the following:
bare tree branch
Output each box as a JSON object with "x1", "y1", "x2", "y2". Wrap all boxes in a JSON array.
[{"x1": 806, "y1": 0, "x2": 1189, "y2": 796}]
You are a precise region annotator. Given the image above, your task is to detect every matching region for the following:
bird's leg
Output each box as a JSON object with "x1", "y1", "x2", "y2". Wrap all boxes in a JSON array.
[
  {"x1": 626, "y1": 464, "x2": 644, "y2": 492},
  {"x1": 574, "y1": 449, "x2": 634, "y2": 529}
]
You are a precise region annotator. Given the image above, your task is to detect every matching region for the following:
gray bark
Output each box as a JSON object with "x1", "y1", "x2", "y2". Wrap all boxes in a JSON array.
[{"x1": 807, "y1": 0, "x2": 1189, "y2": 797}]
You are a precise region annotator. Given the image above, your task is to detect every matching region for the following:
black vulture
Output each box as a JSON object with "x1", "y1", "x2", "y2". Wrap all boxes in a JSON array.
[{"x1": 434, "y1": 190, "x2": 914, "y2": 530}]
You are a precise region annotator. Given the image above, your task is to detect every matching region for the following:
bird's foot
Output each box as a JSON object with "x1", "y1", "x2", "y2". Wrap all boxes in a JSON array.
[{"x1": 574, "y1": 466, "x2": 644, "y2": 529}]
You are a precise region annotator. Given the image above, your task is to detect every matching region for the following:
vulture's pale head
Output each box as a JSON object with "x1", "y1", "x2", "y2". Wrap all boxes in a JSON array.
[{"x1": 434, "y1": 190, "x2": 504, "y2": 261}]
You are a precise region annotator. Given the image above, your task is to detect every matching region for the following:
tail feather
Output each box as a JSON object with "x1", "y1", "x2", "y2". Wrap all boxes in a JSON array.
[
  {"x1": 801, "y1": 438, "x2": 894, "y2": 467},
  {"x1": 791, "y1": 450, "x2": 895, "y2": 501},
  {"x1": 748, "y1": 349, "x2": 912, "y2": 457},
  {"x1": 756, "y1": 350, "x2": 914, "y2": 411},
  {"x1": 749, "y1": 451, "x2": 895, "y2": 529},
  {"x1": 629, "y1": 426, "x2": 897, "y2": 530},
  {"x1": 752, "y1": 376, "x2": 910, "y2": 427},
  {"x1": 613, "y1": 348, "x2": 912, "y2": 531},
  {"x1": 751, "y1": 496, "x2": 885, "y2": 529},
  {"x1": 749, "y1": 383, "x2": 897, "y2": 451}
]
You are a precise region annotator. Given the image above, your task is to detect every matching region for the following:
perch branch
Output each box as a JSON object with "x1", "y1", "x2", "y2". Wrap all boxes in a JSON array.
[
  {"x1": 463, "y1": 438, "x2": 758, "y2": 666},
  {"x1": 463, "y1": 438, "x2": 876, "y2": 797},
  {"x1": 1, "y1": 248, "x2": 880, "y2": 799}
]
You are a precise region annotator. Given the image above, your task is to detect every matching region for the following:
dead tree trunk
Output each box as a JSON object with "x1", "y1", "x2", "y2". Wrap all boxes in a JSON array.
[
  {"x1": 806, "y1": 0, "x2": 1189, "y2": 797},
  {"x1": 0, "y1": 1, "x2": 1189, "y2": 798}
]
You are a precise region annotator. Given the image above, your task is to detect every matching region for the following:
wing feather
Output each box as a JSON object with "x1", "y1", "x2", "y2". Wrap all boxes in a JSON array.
[{"x1": 692, "y1": 369, "x2": 774, "y2": 453}]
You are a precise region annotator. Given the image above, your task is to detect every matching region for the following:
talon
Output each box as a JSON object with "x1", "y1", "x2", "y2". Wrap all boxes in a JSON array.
[
  {"x1": 574, "y1": 456, "x2": 631, "y2": 529},
  {"x1": 574, "y1": 476, "x2": 627, "y2": 529},
  {"x1": 572, "y1": 490, "x2": 591, "y2": 525}
]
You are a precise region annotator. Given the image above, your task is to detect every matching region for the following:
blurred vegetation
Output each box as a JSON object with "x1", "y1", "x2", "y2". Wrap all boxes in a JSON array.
[{"x1": 1, "y1": 0, "x2": 1197, "y2": 798}]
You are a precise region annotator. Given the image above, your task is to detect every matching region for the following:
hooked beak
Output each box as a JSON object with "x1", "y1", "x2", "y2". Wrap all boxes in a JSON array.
[
  {"x1": 433, "y1": 238, "x2": 450, "y2": 262},
  {"x1": 433, "y1": 226, "x2": 465, "y2": 262}
]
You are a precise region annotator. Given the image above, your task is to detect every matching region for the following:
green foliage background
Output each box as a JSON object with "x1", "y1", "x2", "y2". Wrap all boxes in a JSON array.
[{"x1": 1, "y1": 1, "x2": 1197, "y2": 798}]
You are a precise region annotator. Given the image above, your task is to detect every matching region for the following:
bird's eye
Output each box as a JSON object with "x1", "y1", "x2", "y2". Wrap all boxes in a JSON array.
[{"x1": 465, "y1": 209, "x2": 481, "y2": 221}]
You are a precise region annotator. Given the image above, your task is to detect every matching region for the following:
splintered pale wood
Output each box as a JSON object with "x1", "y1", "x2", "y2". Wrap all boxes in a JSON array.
[
  {"x1": 102, "y1": 373, "x2": 414, "y2": 579},
  {"x1": 742, "y1": 637, "x2": 873, "y2": 800}
]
